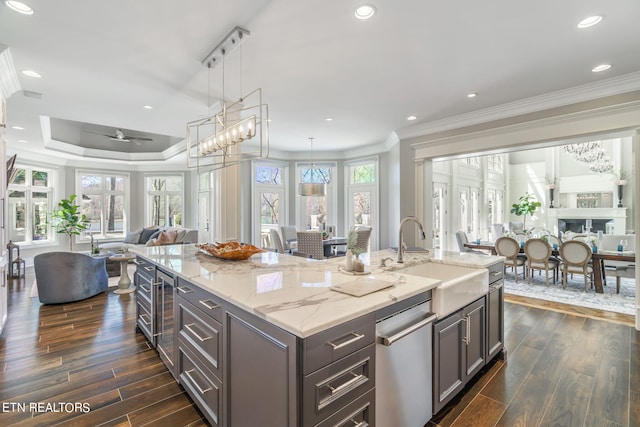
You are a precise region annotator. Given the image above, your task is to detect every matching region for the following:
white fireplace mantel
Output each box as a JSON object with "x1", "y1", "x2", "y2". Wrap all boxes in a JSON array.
[{"x1": 548, "y1": 207, "x2": 627, "y2": 234}]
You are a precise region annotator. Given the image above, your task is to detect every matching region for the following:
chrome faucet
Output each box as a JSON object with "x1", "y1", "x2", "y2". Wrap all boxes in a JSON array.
[
  {"x1": 397, "y1": 216, "x2": 427, "y2": 263},
  {"x1": 380, "y1": 257, "x2": 394, "y2": 268}
]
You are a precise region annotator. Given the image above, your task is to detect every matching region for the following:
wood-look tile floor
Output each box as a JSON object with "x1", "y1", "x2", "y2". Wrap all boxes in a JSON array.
[
  {"x1": 0, "y1": 270, "x2": 206, "y2": 427},
  {"x1": 1, "y1": 269, "x2": 638, "y2": 426}
]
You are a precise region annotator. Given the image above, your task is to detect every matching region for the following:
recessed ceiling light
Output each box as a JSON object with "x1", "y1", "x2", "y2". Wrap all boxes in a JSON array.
[
  {"x1": 406, "y1": 115, "x2": 418, "y2": 121},
  {"x1": 577, "y1": 15, "x2": 603, "y2": 29},
  {"x1": 21, "y1": 69, "x2": 41, "y2": 78},
  {"x1": 11, "y1": 126, "x2": 24, "y2": 130},
  {"x1": 143, "y1": 105, "x2": 153, "y2": 109},
  {"x1": 325, "y1": 117, "x2": 333, "y2": 121},
  {"x1": 5, "y1": 1, "x2": 33, "y2": 15},
  {"x1": 467, "y1": 92, "x2": 478, "y2": 98},
  {"x1": 18, "y1": 139, "x2": 28, "y2": 143},
  {"x1": 592, "y1": 64, "x2": 611, "y2": 72},
  {"x1": 354, "y1": 4, "x2": 376, "y2": 20}
]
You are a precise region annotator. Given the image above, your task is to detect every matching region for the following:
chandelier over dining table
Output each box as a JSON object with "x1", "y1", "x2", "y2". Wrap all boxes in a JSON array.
[{"x1": 186, "y1": 27, "x2": 269, "y2": 170}]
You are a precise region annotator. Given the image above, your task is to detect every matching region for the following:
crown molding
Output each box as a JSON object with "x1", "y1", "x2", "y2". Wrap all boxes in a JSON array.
[
  {"x1": 398, "y1": 72, "x2": 640, "y2": 140},
  {"x1": 0, "y1": 45, "x2": 21, "y2": 100}
]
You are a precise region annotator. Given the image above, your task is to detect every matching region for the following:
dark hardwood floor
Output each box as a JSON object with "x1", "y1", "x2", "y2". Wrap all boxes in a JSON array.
[{"x1": 1, "y1": 268, "x2": 638, "y2": 426}]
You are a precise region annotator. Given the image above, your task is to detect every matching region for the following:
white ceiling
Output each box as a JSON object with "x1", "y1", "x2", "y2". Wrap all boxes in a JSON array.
[{"x1": 2, "y1": 0, "x2": 640, "y2": 160}]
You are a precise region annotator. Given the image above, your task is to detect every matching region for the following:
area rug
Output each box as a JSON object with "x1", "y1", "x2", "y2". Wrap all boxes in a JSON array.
[
  {"x1": 503, "y1": 269, "x2": 636, "y2": 315},
  {"x1": 30, "y1": 264, "x2": 137, "y2": 298}
]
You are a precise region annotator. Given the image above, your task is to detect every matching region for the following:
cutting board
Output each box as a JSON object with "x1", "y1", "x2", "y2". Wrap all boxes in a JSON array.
[{"x1": 331, "y1": 278, "x2": 394, "y2": 297}]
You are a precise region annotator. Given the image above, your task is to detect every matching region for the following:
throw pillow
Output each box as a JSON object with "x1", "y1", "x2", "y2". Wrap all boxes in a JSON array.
[
  {"x1": 145, "y1": 238, "x2": 159, "y2": 247},
  {"x1": 174, "y1": 229, "x2": 188, "y2": 243},
  {"x1": 139, "y1": 227, "x2": 159, "y2": 244},
  {"x1": 124, "y1": 229, "x2": 142, "y2": 244},
  {"x1": 157, "y1": 229, "x2": 178, "y2": 245}
]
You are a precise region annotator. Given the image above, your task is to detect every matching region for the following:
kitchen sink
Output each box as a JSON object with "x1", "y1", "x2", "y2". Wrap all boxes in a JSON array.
[{"x1": 398, "y1": 263, "x2": 488, "y2": 318}]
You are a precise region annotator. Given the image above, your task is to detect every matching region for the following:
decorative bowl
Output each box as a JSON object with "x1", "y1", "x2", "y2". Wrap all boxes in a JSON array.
[{"x1": 196, "y1": 242, "x2": 265, "y2": 261}]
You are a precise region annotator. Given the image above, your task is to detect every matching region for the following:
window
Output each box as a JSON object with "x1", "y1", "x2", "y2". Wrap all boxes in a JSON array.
[
  {"x1": 7, "y1": 166, "x2": 54, "y2": 244},
  {"x1": 487, "y1": 155, "x2": 504, "y2": 173},
  {"x1": 345, "y1": 159, "x2": 379, "y2": 250},
  {"x1": 459, "y1": 156, "x2": 480, "y2": 168},
  {"x1": 297, "y1": 162, "x2": 335, "y2": 231},
  {"x1": 253, "y1": 162, "x2": 287, "y2": 248},
  {"x1": 146, "y1": 175, "x2": 184, "y2": 227},
  {"x1": 78, "y1": 171, "x2": 129, "y2": 239}
]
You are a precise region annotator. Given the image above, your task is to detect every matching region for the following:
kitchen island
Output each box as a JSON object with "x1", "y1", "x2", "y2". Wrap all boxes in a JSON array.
[{"x1": 132, "y1": 244, "x2": 504, "y2": 426}]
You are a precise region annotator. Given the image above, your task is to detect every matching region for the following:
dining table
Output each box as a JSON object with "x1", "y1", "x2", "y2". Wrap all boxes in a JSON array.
[
  {"x1": 322, "y1": 236, "x2": 347, "y2": 257},
  {"x1": 463, "y1": 242, "x2": 636, "y2": 294}
]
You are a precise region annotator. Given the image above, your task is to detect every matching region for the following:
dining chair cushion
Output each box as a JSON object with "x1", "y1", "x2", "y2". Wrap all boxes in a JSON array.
[
  {"x1": 296, "y1": 231, "x2": 324, "y2": 260},
  {"x1": 281, "y1": 226, "x2": 298, "y2": 251},
  {"x1": 270, "y1": 229, "x2": 284, "y2": 253},
  {"x1": 565, "y1": 264, "x2": 594, "y2": 275},
  {"x1": 504, "y1": 258, "x2": 525, "y2": 267},
  {"x1": 495, "y1": 237, "x2": 520, "y2": 258}
]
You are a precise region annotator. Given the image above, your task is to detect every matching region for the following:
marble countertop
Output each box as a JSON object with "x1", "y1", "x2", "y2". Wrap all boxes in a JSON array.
[{"x1": 132, "y1": 244, "x2": 503, "y2": 338}]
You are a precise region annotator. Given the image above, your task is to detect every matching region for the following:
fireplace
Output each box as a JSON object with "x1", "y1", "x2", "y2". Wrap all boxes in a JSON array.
[{"x1": 558, "y1": 218, "x2": 613, "y2": 234}]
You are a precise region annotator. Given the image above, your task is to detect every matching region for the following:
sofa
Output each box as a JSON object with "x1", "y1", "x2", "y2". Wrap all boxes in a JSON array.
[{"x1": 98, "y1": 226, "x2": 198, "y2": 252}]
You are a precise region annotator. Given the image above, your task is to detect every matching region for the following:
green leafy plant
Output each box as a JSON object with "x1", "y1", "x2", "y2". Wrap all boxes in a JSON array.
[
  {"x1": 510, "y1": 192, "x2": 541, "y2": 230},
  {"x1": 49, "y1": 194, "x2": 89, "y2": 251}
]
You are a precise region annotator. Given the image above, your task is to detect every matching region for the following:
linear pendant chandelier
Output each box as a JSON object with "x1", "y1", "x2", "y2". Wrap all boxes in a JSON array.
[
  {"x1": 186, "y1": 27, "x2": 269, "y2": 170},
  {"x1": 299, "y1": 138, "x2": 327, "y2": 196}
]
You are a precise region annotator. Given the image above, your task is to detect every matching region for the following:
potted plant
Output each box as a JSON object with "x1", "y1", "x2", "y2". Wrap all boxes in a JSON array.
[
  {"x1": 510, "y1": 192, "x2": 541, "y2": 231},
  {"x1": 346, "y1": 229, "x2": 365, "y2": 272},
  {"x1": 49, "y1": 194, "x2": 89, "y2": 251}
]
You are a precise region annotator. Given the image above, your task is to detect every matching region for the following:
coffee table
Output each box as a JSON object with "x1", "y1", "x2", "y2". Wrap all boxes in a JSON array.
[{"x1": 110, "y1": 253, "x2": 137, "y2": 294}]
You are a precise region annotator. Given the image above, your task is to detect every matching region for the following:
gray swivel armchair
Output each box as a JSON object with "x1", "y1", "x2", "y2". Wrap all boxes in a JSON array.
[{"x1": 34, "y1": 252, "x2": 109, "y2": 304}]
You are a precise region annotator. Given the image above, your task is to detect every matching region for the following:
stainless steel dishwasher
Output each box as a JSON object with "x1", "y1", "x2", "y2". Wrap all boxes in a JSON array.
[{"x1": 375, "y1": 300, "x2": 437, "y2": 427}]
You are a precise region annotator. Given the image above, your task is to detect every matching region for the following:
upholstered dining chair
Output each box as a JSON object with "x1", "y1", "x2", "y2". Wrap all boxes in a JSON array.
[
  {"x1": 296, "y1": 231, "x2": 324, "y2": 260},
  {"x1": 495, "y1": 236, "x2": 526, "y2": 282},
  {"x1": 270, "y1": 229, "x2": 284, "y2": 254},
  {"x1": 280, "y1": 225, "x2": 298, "y2": 252},
  {"x1": 559, "y1": 240, "x2": 593, "y2": 291},
  {"x1": 34, "y1": 252, "x2": 108, "y2": 304},
  {"x1": 524, "y1": 238, "x2": 560, "y2": 286},
  {"x1": 352, "y1": 226, "x2": 372, "y2": 253},
  {"x1": 455, "y1": 230, "x2": 485, "y2": 254}
]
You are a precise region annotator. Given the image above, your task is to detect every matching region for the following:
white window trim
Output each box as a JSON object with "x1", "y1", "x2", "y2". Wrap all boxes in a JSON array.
[
  {"x1": 7, "y1": 164, "x2": 57, "y2": 248},
  {"x1": 344, "y1": 157, "x2": 379, "y2": 250},
  {"x1": 295, "y1": 161, "x2": 337, "y2": 231},
  {"x1": 251, "y1": 160, "x2": 289, "y2": 245},
  {"x1": 144, "y1": 173, "x2": 185, "y2": 228},
  {"x1": 76, "y1": 169, "x2": 130, "y2": 242}
]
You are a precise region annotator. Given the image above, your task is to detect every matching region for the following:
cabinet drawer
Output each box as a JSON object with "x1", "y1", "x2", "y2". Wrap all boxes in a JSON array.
[
  {"x1": 135, "y1": 271, "x2": 153, "y2": 305},
  {"x1": 136, "y1": 301, "x2": 154, "y2": 344},
  {"x1": 178, "y1": 299, "x2": 223, "y2": 378},
  {"x1": 303, "y1": 313, "x2": 375, "y2": 374},
  {"x1": 135, "y1": 256, "x2": 155, "y2": 280},
  {"x1": 178, "y1": 346, "x2": 222, "y2": 426},
  {"x1": 176, "y1": 278, "x2": 223, "y2": 323},
  {"x1": 315, "y1": 388, "x2": 375, "y2": 427},
  {"x1": 303, "y1": 344, "x2": 375, "y2": 426},
  {"x1": 488, "y1": 262, "x2": 503, "y2": 284}
]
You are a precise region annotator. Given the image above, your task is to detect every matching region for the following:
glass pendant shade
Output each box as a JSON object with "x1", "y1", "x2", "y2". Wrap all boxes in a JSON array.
[{"x1": 298, "y1": 182, "x2": 326, "y2": 196}]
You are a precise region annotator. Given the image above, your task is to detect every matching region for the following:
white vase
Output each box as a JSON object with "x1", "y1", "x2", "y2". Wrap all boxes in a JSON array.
[{"x1": 345, "y1": 249, "x2": 354, "y2": 271}]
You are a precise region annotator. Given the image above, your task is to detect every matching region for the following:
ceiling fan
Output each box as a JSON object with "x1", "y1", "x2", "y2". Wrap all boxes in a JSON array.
[{"x1": 87, "y1": 129, "x2": 153, "y2": 144}]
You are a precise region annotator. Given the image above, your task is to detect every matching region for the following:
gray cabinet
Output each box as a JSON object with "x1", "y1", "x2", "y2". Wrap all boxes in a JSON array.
[
  {"x1": 156, "y1": 268, "x2": 176, "y2": 377},
  {"x1": 176, "y1": 277, "x2": 224, "y2": 426},
  {"x1": 486, "y1": 280, "x2": 504, "y2": 361},
  {"x1": 135, "y1": 256, "x2": 155, "y2": 345},
  {"x1": 433, "y1": 297, "x2": 486, "y2": 414}
]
